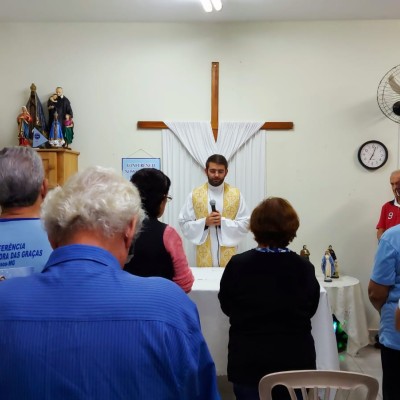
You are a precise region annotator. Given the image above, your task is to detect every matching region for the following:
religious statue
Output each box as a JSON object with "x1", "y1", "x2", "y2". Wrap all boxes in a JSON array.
[
  {"x1": 321, "y1": 250, "x2": 335, "y2": 282},
  {"x1": 47, "y1": 86, "x2": 73, "y2": 148},
  {"x1": 26, "y1": 83, "x2": 47, "y2": 138},
  {"x1": 300, "y1": 245, "x2": 310, "y2": 260},
  {"x1": 49, "y1": 87, "x2": 73, "y2": 133},
  {"x1": 328, "y1": 244, "x2": 339, "y2": 278},
  {"x1": 49, "y1": 111, "x2": 65, "y2": 148},
  {"x1": 47, "y1": 93, "x2": 58, "y2": 131},
  {"x1": 63, "y1": 114, "x2": 74, "y2": 148},
  {"x1": 17, "y1": 106, "x2": 32, "y2": 146}
]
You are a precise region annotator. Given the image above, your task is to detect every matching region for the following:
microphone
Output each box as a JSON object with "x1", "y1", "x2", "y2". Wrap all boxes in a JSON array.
[
  {"x1": 210, "y1": 199, "x2": 220, "y2": 228},
  {"x1": 210, "y1": 199, "x2": 217, "y2": 213}
]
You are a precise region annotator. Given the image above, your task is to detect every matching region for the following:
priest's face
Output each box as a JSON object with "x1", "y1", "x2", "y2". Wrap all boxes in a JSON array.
[{"x1": 206, "y1": 162, "x2": 228, "y2": 187}]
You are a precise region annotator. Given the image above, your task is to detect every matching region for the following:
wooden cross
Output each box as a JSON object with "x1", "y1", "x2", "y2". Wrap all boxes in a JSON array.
[{"x1": 137, "y1": 62, "x2": 293, "y2": 141}]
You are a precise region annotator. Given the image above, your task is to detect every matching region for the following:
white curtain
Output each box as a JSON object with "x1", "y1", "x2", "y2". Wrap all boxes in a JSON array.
[{"x1": 162, "y1": 121, "x2": 266, "y2": 267}]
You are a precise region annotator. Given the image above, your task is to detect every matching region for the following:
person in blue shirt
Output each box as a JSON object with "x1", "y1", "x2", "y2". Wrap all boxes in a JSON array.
[
  {"x1": 0, "y1": 146, "x2": 52, "y2": 275},
  {"x1": 369, "y1": 226, "x2": 400, "y2": 400},
  {"x1": 0, "y1": 165, "x2": 220, "y2": 400}
]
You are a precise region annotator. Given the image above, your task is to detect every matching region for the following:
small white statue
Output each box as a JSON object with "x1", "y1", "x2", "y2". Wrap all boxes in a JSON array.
[{"x1": 321, "y1": 250, "x2": 335, "y2": 282}]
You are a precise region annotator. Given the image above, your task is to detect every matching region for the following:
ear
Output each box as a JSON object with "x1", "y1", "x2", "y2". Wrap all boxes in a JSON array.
[
  {"x1": 41, "y1": 179, "x2": 49, "y2": 199},
  {"x1": 124, "y1": 218, "x2": 137, "y2": 250},
  {"x1": 204, "y1": 167, "x2": 208, "y2": 175},
  {"x1": 225, "y1": 168, "x2": 228, "y2": 176},
  {"x1": 49, "y1": 237, "x2": 59, "y2": 250}
]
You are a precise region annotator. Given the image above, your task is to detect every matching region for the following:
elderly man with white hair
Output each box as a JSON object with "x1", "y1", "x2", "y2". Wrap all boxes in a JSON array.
[{"x1": 0, "y1": 166, "x2": 220, "y2": 400}]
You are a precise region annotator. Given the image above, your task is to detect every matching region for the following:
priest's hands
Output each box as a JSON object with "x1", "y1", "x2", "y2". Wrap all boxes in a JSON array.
[{"x1": 206, "y1": 211, "x2": 221, "y2": 227}]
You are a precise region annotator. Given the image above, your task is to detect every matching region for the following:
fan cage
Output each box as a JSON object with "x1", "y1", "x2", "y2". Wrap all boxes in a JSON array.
[{"x1": 377, "y1": 64, "x2": 400, "y2": 124}]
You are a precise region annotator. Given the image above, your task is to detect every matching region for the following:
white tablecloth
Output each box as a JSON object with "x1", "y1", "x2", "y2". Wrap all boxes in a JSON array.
[
  {"x1": 317, "y1": 275, "x2": 369, "y2": 355},
  {"x1": 189, "y1": 267, "x2": 339, "y2": 375}
]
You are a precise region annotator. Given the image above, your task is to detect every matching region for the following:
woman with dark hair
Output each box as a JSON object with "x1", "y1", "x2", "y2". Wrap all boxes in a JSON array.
[
  {"x1": 218, "y1": 197, "x2": 320, "y2": 400},
  {"x1": 124, "y1": 168, "x2": 194, "y2": 293}
]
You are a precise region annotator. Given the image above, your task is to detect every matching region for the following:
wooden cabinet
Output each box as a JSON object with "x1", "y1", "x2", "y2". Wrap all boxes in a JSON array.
[{"x1": 37, "y1": 149, "x2": 79, "y2": 188}]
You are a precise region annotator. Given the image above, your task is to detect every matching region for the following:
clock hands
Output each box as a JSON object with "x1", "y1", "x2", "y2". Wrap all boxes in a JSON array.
[
  {"x1": 358, "y1": 141, "x2": 388, "y2": 170},
  {"x1": 369, "y1": 145, "x2": 376, "y2": 160}
]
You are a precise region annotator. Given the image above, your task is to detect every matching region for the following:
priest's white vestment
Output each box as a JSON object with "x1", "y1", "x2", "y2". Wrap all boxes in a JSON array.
[{"x1": 178, "y1": 182, "x2": 249, "y2": 267}]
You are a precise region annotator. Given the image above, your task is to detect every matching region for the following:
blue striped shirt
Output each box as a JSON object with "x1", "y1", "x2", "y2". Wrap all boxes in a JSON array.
[{"x1": 0, "y1": 244, "x2": 220, "y2": 400}]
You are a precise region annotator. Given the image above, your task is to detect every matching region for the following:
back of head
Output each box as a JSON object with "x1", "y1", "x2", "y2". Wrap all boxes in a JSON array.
[
  {"x1": 41, "y1": 166, "x2": 145, "y2": 242},
  {"x1": 206, "y1": 154, "x2": 228, "y2": 169},
  {"x1": 0, "y1": 146, "x2": 44, "y2": 209},
  {"x1": 130, "y1": 168, "x2": 171, "y2": 218},
  {"x1": 250, "y1": 197, "x2": 299, "y2": 248}
]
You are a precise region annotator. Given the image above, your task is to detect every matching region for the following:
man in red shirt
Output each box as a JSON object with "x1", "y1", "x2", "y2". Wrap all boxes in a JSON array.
[{"x1": 377, "y1": 170, "x2": 400, "y2": 240}]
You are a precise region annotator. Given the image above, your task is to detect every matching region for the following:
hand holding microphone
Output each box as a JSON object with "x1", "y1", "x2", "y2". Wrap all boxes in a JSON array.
[{"x1": 206, "y1": 199, "x2": 221, "y2": 227}]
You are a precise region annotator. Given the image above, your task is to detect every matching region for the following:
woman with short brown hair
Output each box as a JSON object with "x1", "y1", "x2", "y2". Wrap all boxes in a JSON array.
[{"x1": 219, "y1": 197, "x2": 320, "y2": 400}]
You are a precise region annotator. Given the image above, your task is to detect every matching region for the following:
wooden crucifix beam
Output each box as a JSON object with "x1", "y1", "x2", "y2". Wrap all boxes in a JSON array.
[
  {"x1": 211, "y1": 61, "x2": 219, "y2": 140},
  {"x1": 137, "y1": 62, "x2": 294, "y2": 141}
]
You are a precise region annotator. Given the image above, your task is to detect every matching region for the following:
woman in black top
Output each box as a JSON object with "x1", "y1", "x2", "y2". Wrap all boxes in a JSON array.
[
  {"x1": 218, "y1": 197, "x2": 320, "y2": 400},
  {"x1": 124, "y1": 168, "x2": 193, "y2": 293}
]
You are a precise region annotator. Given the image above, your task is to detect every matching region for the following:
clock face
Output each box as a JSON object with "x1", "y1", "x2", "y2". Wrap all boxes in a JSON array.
[{"x1": 358, "y1": 140, "x2": 388, "y2": 170}]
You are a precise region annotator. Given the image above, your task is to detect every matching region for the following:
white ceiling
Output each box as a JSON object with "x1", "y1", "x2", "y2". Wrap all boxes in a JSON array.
[{"x1": 1, "y1": 0, "x2": 400, "y2": 23}]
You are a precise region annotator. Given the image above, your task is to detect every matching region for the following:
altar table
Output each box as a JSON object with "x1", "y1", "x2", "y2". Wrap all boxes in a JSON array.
[
  {"x1": 189, "y1": 267, "x2": 339, "y2": 376},
  {"x1": 317, "y1": 275, "x2": 369, "y2": 355}
]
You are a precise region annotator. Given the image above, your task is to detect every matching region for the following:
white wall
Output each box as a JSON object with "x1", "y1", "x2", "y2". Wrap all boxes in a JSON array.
[{"x1": 1, "y1": 20, "x2": 400, "y2": 328}]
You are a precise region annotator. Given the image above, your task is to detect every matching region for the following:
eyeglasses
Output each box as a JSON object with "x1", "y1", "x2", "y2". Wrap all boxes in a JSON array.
[{"x1": 166, "y1": 195, "x2": 173, "y2": 202}]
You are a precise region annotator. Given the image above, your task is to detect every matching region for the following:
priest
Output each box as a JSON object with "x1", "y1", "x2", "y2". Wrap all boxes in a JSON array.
[{"x1": 179, "y1": 154, "x2": 249, "y2": 267}]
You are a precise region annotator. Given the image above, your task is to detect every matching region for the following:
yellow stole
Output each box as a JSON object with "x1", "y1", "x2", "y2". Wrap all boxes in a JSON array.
[{"x1": 192, "y1": 183, "x2": 240, "y2": 267}]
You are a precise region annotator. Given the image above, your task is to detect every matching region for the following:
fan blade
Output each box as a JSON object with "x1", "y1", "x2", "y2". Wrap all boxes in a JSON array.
[{"x1": 388, "y1": 74, "x2": 400, "y2": 95}]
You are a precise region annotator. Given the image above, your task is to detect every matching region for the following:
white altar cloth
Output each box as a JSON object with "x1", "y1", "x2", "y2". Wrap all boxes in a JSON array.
[{"x1": 189, "y1": 267, "x2": 339, "y2": 375}]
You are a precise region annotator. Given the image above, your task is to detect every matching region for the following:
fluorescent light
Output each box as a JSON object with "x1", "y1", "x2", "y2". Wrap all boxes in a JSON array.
[
  {"x1": 200, "y1": 0, "x2": 213, "y2": 12},
  {"x1": 200, "y1": 0, "x2": 222, "y2": 12},
  {"x1": 210, "y1": 0, "x2": 222, "y2": 11}
]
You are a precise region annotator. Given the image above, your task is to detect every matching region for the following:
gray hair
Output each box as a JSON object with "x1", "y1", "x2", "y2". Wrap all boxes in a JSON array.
[
  {"x1": 0, "y1": 146, "x2": 44, "y2": 208},
  {"x1": 41, "y1": 166, "x2": 145, "y2": 241}
]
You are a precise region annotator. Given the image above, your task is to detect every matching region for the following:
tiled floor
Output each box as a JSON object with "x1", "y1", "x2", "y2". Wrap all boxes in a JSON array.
[
  {"x1": 217, "y1": 345, "x2": 383, "y2": 400},
  {"x1": 339, "y1": 345, "x2": 382, "y2": 399}
]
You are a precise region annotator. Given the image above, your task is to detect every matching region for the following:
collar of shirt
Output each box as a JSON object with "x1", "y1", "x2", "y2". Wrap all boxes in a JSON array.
[
  {"x1": 394, "y1": 198, "x2": 400, "y2": 207},
  {"x1": 44, "y1": 244, "x2": 121, "y2": 271},
  {"x1": 255, "y1": 247, "x2": 290, "y2": 253},
  {"x1": 0, "y1": 217, "x2": 40, "y2": 222},
  {"x1": 207, "y1": 182, "x2": 224, "y2": 195}
]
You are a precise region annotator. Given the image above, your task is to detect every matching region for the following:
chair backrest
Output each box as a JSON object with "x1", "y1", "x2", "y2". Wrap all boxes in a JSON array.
[{"x1": 258, "y1": 370, "x2": 379, "y2": 400}]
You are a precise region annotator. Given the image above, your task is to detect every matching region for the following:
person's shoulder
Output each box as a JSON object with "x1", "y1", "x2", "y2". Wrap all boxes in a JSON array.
[
  {"x1": 286, "y1": 250, "x2": 316, "y2": 268},
  {"x1": 165, "y1": 224, "x2": 179, "y2": 236},
  {"x1": 223, "y1": 182, "x2": 239, "y2": 190},
  {"x1": 382, "y1": 200, "x2": 395, "y2": 208},
  {"x1": 227, "y1": 249, "x2": 257, "y2": 265},
  {"x1": 193, "y1": 182, "x2": 207, "y2": 191},
  {"x1": 381, "y1": 224, "x2": 400, "y2": 239},
  {"x1": 0, "y1": 275, "x2": 37, "y2": 306},
  {"x1": 0, "y1": 218, "x2": 49, "y2": 235},
  {"x1": 122, "y1": 273, "x2": 196, "y2": 312},
  {"x1": 137, "y1": 277, "x2": 200, "y2": 328}
]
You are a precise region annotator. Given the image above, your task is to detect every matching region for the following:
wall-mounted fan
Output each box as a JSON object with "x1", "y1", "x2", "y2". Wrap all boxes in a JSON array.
[{"x1": 377, "y1": 65, "x2": 400, "y2": 123}]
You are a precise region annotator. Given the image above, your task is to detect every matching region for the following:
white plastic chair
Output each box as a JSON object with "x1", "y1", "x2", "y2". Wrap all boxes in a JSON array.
[{"x1": 258, "y1": 370, "x2": 379, "y2": 400}]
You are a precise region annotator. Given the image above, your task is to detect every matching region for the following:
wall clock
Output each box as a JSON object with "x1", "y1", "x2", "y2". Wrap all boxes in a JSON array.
[{"x1": 357, "y1": 140, "x2": 388, "y2": 170}]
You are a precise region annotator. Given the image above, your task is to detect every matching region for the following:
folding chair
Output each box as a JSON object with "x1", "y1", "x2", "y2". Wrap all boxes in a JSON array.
[{"x1": 258, "y1": 370, "x2": 379, "y2": 400}]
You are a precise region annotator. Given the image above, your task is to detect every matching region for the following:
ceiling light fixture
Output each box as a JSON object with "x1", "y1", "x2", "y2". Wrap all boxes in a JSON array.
[
  {"x1": 200, "y1": 0, "x2": 222, "y2": 13},
  {"x1": 210, "y1": 0, "x2": 222, "y2": 11}
]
